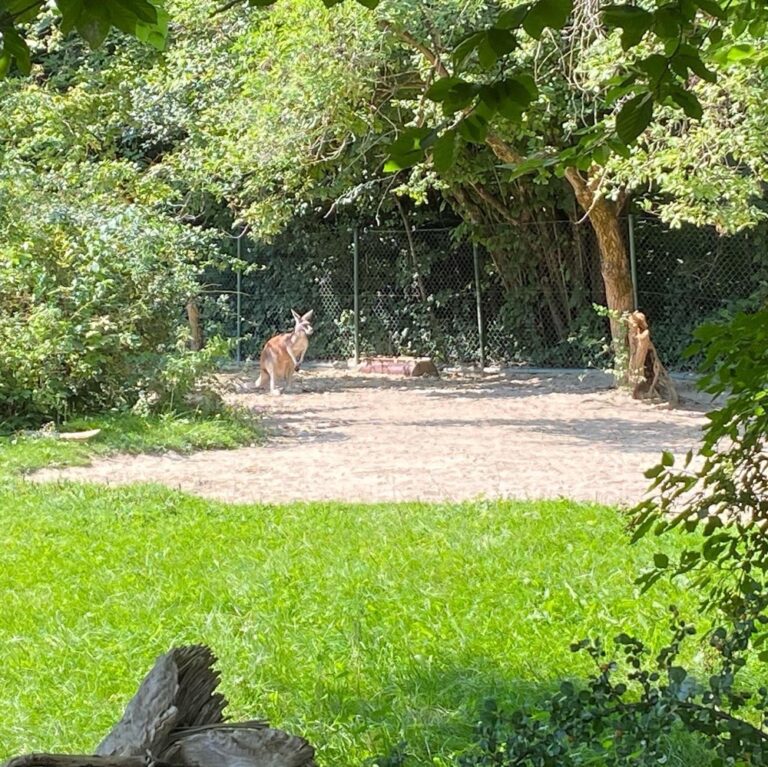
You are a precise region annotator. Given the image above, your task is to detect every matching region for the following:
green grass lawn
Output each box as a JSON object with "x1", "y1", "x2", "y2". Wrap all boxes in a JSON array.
[
  {"x1": 0, "y1": 474, "x2": 702, "y2": 767},
  {"x1": 0, "y1": 409, "x2": 263, "y2": 474}
]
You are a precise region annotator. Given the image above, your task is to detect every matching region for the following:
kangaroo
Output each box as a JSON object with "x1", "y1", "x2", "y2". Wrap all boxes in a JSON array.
[{"x1": 258, "y1": 309, "x2": 314, "y2": 395}]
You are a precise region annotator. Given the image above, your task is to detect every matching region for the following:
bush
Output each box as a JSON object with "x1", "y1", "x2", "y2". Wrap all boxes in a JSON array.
[
  {"x1": 454, "y1": 307, "x2": 768, "y2": 767},
  {"x1": 0, "y1": 201, "x2": 222, "y2": 429}
]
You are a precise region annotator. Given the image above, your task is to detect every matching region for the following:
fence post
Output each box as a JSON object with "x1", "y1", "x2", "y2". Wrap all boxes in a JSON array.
[
  {"x1": 473, "y1": 241, "x2": 486, "y2": 369},
  {"x1": 628, "y1": 213, "x2": 639, "y2": 311},
  {"x1": 235, "y1": 234, "x2": 243, "y2": 364},
  {"x1": 353, "y1": 226, "x2": 360, "y2": 365}
]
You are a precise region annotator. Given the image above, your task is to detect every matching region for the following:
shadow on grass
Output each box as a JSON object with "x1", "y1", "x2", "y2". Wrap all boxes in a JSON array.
[{"x1": 353, "y1": 662, "x2": 709, "y2": 767}]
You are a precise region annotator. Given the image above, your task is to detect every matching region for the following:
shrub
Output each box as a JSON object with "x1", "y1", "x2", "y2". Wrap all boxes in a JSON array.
[
  {"x1": 455, "y1": 307, "x2": 768, "y2": 767},
  {"x1": 0, "y1": 200, "x2": 221, "y2": 428}
]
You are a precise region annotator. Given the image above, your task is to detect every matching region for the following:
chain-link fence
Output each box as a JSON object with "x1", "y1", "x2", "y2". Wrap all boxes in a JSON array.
[
  {"x1": 355, "y1": 228, "x2": 482, "y2": 362},
  {"x1": 201, "y1": 216, "x2": 768, "y2": 371},
  {"x1": 631, "y1": 216, "x2": 768, "y2": 369}
]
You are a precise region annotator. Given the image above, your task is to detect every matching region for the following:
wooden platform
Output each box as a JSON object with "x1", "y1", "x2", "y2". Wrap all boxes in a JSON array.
[{"x1": 355, "y1": 356, "x2": 439, "y2": 377}]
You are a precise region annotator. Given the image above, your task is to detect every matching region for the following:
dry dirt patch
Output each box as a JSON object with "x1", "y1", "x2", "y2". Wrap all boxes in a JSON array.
[{"x1": 30, "y1": 368, "x2": 709, "y2": 506}]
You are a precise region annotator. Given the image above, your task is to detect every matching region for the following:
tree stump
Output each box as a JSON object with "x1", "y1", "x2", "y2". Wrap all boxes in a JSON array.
[{"x1": 627, "y1": 311, "x2": 678, "y2": 406}]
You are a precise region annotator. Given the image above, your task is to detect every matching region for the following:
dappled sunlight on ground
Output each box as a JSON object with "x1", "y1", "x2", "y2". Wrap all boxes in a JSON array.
[{"x1": 29, "y1": 368, "x2": 708, "y2": 506}]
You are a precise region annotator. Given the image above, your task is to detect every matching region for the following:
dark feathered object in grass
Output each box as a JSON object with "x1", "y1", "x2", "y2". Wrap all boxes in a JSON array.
[{"x1": 4, "y1": 645, "x2": 315, "y2": 767}]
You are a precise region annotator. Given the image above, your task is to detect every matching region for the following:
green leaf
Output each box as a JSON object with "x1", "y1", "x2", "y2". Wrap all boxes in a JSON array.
[
  {"x1": 0, "y1": 24, "x2": 31, "y2": 74},
  {"x1": 605, "y1": 73, "x2": 638, "y2": 103},
  {"x1": 354, "y1": 0, "x2": 380, "y2": 8},
  {"x1": 695, "y1": 0, "x2": 725, "y2": 18},
  {"x1": 113, "y1": 0, "x2": 159, "y2": 25},
  {"x1": 654, "y1": 552, "x2": 670, "y2": 568},
  {"x1": 482, "y1": 75, "x2": 538, "y2": 119},
  {"x1": 602, "y1": 3, "x2": 650, "y2": 26},
  {"x1": 602, "y1": 5, "x2": 653, "y2": 48},
  {"x1": 513, "y1": 73, "x2": 539, "y2": 98},
  {"x1": 607, "y1": 137, "x2": 631, "y2": 158},
  {"x1": 503, "y1": 152, "x2": 557, "y2": 180},
  {"x1": 431, "y1": 130, "x2": 457, "y2": 173},
  {"x1": 4, "y1": 0, "x2": 44, "y2": 22},
  {"x1": 726, "y1": 43, "x2": 756, "y2": 62},
  {"x1": 76, "y1": 3, "x2": 113, "y2": 49},
  {"x1": 669, "y1": 87, "x2": 703, "y2": 119},
  {"x1": 477, "y1": 35, "x2": 500, "y2": 69},
  {"x1": 385, "y1": 127, "x2": 431, "y2": 172},
  {"x1": 497, "y1": 5, "x2": 530, "y2": 29},
  {"x1": 653, "y1": 5, "x2": 683, "y2": 38},
  {"x1": 425, "y1": 77, "x2": 467, "y2": 102},
  {"x1": 616, "y1": 93, "x2": 653, "y2": 144},
  {"x1": 452, "y1": 31, "x2": 484, "y2": 69},
  {"x1": 56, "y1": 0, "x2": 86, "y2": 35},
  {"x1": 669, "y1": 666, "x2": 687, "y2": 683},
  {"x1": 479, "y1": 82, "x2": 503, "y2": 114},
  {"x1": 661, "y1": 450, "x2": 675, "y2": 466},
  {"x1": 486, "y1": 27, "x2": 518, "y2": 56},
  {"x1": 707, "y1": 26, "x2": 723, "y2": 43},
  {"x1": 678, "y1": 54, "x2": 717, "y2": 82},
  {"x1": 388, "y1": 127, "x2": 431, "y2": 153},
  {"x1": 458, "y1": 113, "x2": 488, "y2": 144},
  {"x1": 637, "y1": 53, "x2": 668, "y2": 82},
  {"x1": 591, "y1": 143, "x2": 610, "y2": 166},
  {"x1": 107, "y1": 0, "x2": 159, "y2": 36},
  {"x1": 442, "y1": 82, "x2": 480, "y2": 115},
  {"x1": 523, "y1": 0, "x2": 573, "y2": 39}
]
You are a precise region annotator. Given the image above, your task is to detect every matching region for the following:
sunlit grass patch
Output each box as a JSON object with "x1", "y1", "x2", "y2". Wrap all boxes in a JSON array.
[
  {"x1": 0, "y1": 485, "x2": 700, "y2": 766},
  {"x1": 0, "y1": 408, "x2": 263, "y2": 475}
]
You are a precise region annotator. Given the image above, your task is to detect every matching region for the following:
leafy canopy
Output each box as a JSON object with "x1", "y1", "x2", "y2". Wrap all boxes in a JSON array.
[{"x1": 3, "y1": 0, "x2": 766, "y2": 168}]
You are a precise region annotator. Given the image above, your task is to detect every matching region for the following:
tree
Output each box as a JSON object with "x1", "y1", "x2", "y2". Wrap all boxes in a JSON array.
[
  {"x1": 0, "y1": 14, "x2": 227, "y2": 425},
  {"x1": 3, "y1": 0, "x2": 766, "y2": 393},
  {"x1": 379, "y1": 0, "x2": 768, "y2": 394}
]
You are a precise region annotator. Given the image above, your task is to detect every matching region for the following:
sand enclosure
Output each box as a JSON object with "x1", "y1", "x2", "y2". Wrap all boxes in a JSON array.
[{"x1": 28, "y1": 368, "x2": 711, "y2": 507}]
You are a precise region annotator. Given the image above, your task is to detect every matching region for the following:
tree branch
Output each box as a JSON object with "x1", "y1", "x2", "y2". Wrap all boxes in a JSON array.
[{"x1": 378, "y1": 21, "x2": 450, "y2": 78}]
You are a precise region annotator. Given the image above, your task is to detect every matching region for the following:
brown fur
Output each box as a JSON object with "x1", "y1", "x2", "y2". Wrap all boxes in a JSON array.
[{"x1": 258, "y1": 310, "x2": 314, "y2": 394}]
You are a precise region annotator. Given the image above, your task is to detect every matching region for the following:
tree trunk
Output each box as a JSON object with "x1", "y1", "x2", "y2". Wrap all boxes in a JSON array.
[
  {"x1": 565, "y1": 169, "x2": 677, "y2": 403},
  {"x1": 186, "y1": 298, "x2": 204, "y2": 351},
  {"x1": 564, "y1": 169, "x2": 633, "y2": 354}
]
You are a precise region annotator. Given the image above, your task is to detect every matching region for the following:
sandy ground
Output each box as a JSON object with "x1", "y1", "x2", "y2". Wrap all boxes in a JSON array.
[{"x1": 28, "y1": 367, "x2": 711, "y2": 507}]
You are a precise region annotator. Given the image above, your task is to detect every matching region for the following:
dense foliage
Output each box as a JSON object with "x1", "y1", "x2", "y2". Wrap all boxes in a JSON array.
[
  {"x1": 459, "y1": 615, "x2": 768, "y2": 766},
  {"x1": 0, "y1": 24, "x2": 224, "y2": 427},
  {"x1": 446, "y1": 306, "x2": 768, "y2": 766},
  {"x1": 633, "y1": 308, "x2": 768, "y2": 622},
  {"x1": 1, "y1": 0, "x2": 766, "y2": 414},
  {"x1": 0, "y1": 199, "x2": 214, "y2": 425}
]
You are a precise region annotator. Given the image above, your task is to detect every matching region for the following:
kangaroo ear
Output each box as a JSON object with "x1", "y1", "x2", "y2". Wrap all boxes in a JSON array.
[
  {"x1": 291, "y1": 309, "x2": 301, "y2": 322},
  {"x1": 302, "y1": 309, "x2": 314, "y2": 322}
]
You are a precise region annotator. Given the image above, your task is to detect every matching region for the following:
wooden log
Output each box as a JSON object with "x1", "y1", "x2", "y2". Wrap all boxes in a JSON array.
[
  {"x1": 4, "y1": 754, "x2": 166, "y2": 767},
  {"x1": 357, "y1": 356, "x2": 439, "y2": 378}
]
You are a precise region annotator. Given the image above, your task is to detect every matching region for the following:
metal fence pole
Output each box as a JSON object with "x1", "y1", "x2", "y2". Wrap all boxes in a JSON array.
[
  {"x1": 353, "y1": 226, "x2": 360, "y2": 365},
  {"x1": 236, "y1": 234, "x2": 242, "y2": 364},
  {"x1": 473, "y1": 241, "x2": 485, "y2": 369},
  {"x1": 628, "y1": 213, "x2": 639, "y2": 310}
]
